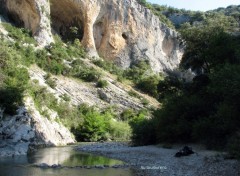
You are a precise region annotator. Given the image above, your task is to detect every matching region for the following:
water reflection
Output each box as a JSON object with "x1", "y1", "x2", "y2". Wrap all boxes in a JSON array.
[
  {"x1": 63, "y1": 152, "x2": 123, "y2": 166},
  {"x1": 27, "y1": 146, "x2": 123, "y2": 166},
  {"x1": 0, "y1": 145, "x2": 133, "y2": 176}
]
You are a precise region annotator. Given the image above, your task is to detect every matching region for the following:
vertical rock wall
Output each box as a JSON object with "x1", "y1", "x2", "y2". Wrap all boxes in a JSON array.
[{"x1": 1, "y1": 0, "x2": 184, "y2": 72}]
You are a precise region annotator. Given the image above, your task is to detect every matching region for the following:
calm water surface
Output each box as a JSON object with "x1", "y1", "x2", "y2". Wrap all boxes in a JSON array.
[{"x1": 0, "y1": 145, "x2": 133, "y2": 176}]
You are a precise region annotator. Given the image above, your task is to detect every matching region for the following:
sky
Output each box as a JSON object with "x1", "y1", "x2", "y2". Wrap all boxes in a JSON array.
[{"x1": 148, "y1": 0, "x2": 240, "y2": 11}]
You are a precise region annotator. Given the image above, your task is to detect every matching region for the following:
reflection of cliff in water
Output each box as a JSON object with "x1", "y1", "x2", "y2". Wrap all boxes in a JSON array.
[
  {"x1": 63, "y1": 152, "x2": 123, "y2": 166},
  {"x1": 27, "y1": 146, "x2": 123, "y2": 166},
  {"x1": 27, "y1": 146, "x2": 73, "y2": 165},
  {"x1": 0, "y1": 146, "x2": 133, "y2": 176}
]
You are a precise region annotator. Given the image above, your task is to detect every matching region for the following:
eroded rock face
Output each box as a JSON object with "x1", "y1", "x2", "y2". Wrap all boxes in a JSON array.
[
  {"x1": 1, "y1": 0, "x2": 183, "y2": 72},
  {"x1": 93, "y1": 0, "x2": 184, "y2": 72},
  {"x1": 0, "y1": 99, "x2": 75, "y2": 157}
]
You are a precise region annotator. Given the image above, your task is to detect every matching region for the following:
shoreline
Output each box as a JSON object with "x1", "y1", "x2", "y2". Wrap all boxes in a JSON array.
[{"x1": 76, "y1": 142, "x2": 240, "y2": 176}]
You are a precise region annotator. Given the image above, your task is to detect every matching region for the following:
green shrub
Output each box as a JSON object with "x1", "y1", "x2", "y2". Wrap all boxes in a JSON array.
[
  {"x1": 67, "y1": 39, "x2": 86, "y2": 59},
  {"x1": 0, "y1": 87, "x2": 24, "y2": 115},
  {"x1": 96, "y1": 79, "x2": 108, "y2": 88},
  {"x1": 69, "y1": 104, "x2": 133, "y2": 142},
  {"x1": 108, "y1": 120, "x2": 132, "y2": 141},
  {"x1": 128, "y1": 90, "x2": 141, "y2": 99},
  {"x1": 124, "y1": 60, "x2": 151, "y2": 81},
  {"x1": 29, "y1": 84, "x2": 57, "y2": 111},
  {"x1": 92, "y1": 59, "x2": 111, "y2": 70},
  {"x1": 141, "y1": 98, "x2": 149, "y2": 106},
  {"x1": 117, "y1": 75, "x2": 124, "y2": 82},
  {"x1": 73, "y1": 107, "x2": 110, "y2": 142},
  {"x1": 120, "y1": 109, "x2": 136, "y2": 121},
  {"x1": 129, "y1": 113, "x2": 157, "y2": 146},
  {"x1": 44, "y1": 74, "x2": 57, "y2": 89},
  {"x1": 35, "y1": 36, "x2": 86, "y2": 76},
  {"x1": 0, "y1": 41, "x2": 30, "y2": 114},
  {"x1": 2, "y1": 23, "x2": 36, "y2": 44},
  {"x1": 56, "y1": 102, "x2": 83, "y2": 128},
  {"x1": 92, "y1": 59, "x2": 124, "y2": 76},
  {"x1": 60, "y1": 93, "x2": 71, "y2": 102},
  {"x1": 36, "y1": 48, "x2": 65, "y2": 75},
  {"x1": 76, "y1": 67, "x2": 101, "y2": 82},
  {"x1": 157, "y1": 75, "x2": 183, "y2": 100},
  {"x1": 136, "y1": 75, "x2": 161, "y2": 98}
]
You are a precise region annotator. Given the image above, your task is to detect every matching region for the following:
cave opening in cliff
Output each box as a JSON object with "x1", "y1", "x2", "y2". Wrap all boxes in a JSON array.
[
  {"x1": 5, "y1": 11, "x2": 24, "y2": 28},
  {"x1": 4, "y1": 0, "x2": 40, "y2": 36},
  {"x1": 50, "y1": 0, "x2": 84, "y2": 43}
]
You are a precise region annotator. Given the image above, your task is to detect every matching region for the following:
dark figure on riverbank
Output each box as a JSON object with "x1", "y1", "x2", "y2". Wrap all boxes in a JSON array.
[{"x1": 175, "y1": 146, "x2": 194, "y2": 157}]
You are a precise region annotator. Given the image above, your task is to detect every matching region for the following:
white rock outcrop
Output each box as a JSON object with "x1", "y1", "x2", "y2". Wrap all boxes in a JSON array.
[{"x1": 0, "y1": 98, "x2": 75, "y2": 157}]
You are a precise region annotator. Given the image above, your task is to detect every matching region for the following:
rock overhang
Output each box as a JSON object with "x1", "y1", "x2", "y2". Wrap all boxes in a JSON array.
[{"x1": 1, "y1": 0, "x2": 184, "y2": 72}]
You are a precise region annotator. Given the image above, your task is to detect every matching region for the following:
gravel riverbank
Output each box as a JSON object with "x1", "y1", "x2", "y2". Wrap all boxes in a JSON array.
[{"x1": 76, "y1": 142, "x2": 240, "y2": 176}]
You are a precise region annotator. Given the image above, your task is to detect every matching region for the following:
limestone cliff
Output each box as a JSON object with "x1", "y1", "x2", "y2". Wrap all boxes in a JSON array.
[{"x1": 1, "y1": 0, "x2": 184, "y2": 72}]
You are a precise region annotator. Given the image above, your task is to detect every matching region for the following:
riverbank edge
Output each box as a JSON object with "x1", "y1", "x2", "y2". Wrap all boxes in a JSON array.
[{"x1": 75, "y1": 142, "x2": 240, "y2": 176}]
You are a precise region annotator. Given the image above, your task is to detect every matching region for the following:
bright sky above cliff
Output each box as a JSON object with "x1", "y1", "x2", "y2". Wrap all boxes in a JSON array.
[{"x1": 148, "y1": 0, "x2": 240, "y2": 11}]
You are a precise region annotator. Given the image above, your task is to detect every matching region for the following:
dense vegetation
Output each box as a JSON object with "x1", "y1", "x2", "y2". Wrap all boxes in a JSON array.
[
  {"x1": 0, "y1": 27, "x2": 34, "y2": 114},
  {"x1": 131, "y1": 2, "x2": 240, "y2": 158},
  {"x1": 138, "y1": 1, "x2": 240, "y2": 31}
]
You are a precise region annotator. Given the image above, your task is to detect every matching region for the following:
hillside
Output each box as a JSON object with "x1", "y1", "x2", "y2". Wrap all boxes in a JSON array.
[{"x1": 0, "y1": 14, "x2": 161, "y2": 156}]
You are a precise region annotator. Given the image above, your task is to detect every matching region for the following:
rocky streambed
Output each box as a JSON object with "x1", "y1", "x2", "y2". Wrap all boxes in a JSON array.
[{"x1": 76, "y1": 142, "x2": 240, "y2": 176}]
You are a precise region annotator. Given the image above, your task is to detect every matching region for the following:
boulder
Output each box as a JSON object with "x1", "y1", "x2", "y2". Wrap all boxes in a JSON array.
[{"x1": 175, "y1": 146, "x2": 195, "y2": 157}]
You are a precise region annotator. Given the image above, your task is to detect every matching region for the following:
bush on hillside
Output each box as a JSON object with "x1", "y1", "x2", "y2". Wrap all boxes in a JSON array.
[
  {"x1": 96, "y1": 79, "x2": 108, "y2": 88},
  {"x1": 76, "y1": 67, "x2": 101, "y2": 82},
  {"x1": 136, "y1": 75, "x2": 162, "y2": 98},
  {"x1": 108, "y1": 120, "x2": 132, "y2": 141},
  {"x1": 0, "y1": 41, "x2": 30, "y2": 114},
  {"x1": 129, "y1": 113, "x2": 157, "y2": 146}
]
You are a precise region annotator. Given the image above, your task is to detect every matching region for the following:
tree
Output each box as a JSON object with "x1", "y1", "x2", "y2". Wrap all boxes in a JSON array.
[{"x1": 179, "y1": 14, "x2": 240, "y2": 73}]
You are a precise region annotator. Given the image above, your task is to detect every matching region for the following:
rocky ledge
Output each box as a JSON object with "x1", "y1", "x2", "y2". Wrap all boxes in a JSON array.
[{"x1": 76, "y1": 142, "x2": 240, "y2": 176}]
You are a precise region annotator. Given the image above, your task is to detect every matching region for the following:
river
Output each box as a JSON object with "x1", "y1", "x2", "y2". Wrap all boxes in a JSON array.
[{"x1": 0, "y1": 145, "x2": 134, "y2": 176}]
